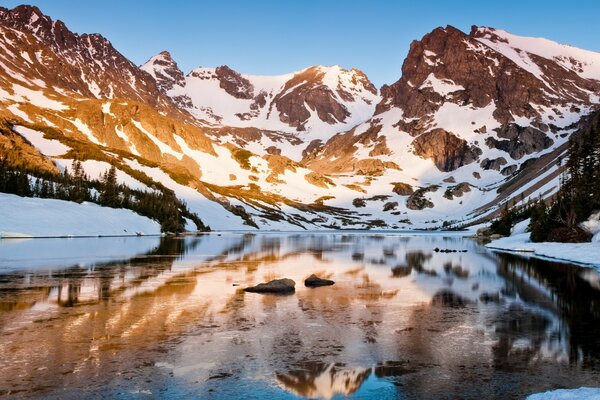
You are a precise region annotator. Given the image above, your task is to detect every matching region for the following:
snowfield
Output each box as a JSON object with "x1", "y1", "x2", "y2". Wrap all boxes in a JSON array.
[
  {"x1": 486, "y1": 219, "x2": 600, "y2": 269},
  {"x1": 527, "y1": 387, "x2": 600, "y2": 400},
  {"x1": 0, "y1": 193, "x2": 161, "y2": 237}
]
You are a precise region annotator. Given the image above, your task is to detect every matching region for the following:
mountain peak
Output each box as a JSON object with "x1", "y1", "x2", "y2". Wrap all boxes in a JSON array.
[{"x1": 141, "y1": 50, "x2": 186, "y2": 93}]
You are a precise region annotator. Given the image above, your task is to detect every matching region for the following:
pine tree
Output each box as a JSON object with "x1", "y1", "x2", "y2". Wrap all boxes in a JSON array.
[{"x1": 99, "y1": 165, "x2": 119, "y2": 208}]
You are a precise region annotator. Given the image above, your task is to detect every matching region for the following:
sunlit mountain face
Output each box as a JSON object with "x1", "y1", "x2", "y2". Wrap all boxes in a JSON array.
[
  {"x1": 1, "y1": 233, "x2": 599, "y2": 398},
  {"x1": 2, "y1": 5, "x2": 600, "y2": 233}
]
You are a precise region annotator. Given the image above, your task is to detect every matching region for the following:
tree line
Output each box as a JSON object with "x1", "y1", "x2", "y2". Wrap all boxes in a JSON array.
[
  {"x1": 491, "y1": 112, "x2": 600, "y2": 242},
  {"x1": 0, "y1": 158, "x2": 207, "y2": 233}
]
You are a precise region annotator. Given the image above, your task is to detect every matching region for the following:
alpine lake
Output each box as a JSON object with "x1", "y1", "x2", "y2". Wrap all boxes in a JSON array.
[{"x1": 0, "y1": 231, "x2": 599, "y2": 399}]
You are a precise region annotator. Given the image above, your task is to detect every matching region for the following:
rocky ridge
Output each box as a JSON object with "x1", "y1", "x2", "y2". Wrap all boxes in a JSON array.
[{"x1": 1, "y1": 5, "x2": 600, "y2": 231}]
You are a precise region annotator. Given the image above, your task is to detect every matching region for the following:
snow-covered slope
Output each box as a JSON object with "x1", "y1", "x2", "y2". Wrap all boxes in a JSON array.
[
  {"x1": 2, "y1": 5, "x2": 600, "y2": 232},
  {"x1": 0, "y1": 193, "x2": 161, "y2": 237},
  {"x1": 473, "y1": 27, "x2": 600, "y2": 81},
  {"x1": 302, "y1": 25, "x2": 600, "y2": 227},
  {"x1": 141, "y1": 54, "x2": 381, "y2": 142}
]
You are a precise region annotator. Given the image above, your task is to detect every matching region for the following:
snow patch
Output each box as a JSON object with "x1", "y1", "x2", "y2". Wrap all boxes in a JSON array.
[
  {"x1": 526, "y1": 387, "x2": 600, "y2": 400},
  {"x1": 13, "y1": 125, "x2": 70, "y2": 156},
  {"x1": 0, "y1": 193, "x2": 160, "y2": 238}
]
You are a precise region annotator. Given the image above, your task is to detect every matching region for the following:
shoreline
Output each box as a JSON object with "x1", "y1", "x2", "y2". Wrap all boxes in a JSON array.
[{"x1": 486, "y1": 233, "x2": 600, "y2": 270}]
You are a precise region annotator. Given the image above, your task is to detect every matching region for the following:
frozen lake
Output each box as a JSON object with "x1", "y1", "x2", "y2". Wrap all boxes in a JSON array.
[{"x1": 0, "y1": 232, "x2": 599, "y2": 399}]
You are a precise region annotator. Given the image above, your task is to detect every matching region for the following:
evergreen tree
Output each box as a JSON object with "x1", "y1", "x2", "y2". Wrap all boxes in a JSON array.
[{"x1": 99, "y1": 165, "x2": 119, "y2": 208}]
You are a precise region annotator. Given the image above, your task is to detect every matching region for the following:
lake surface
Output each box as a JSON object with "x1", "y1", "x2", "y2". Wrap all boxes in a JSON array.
[{"x1": 0, "y1": 232, "x2": 599, "y2": 399}]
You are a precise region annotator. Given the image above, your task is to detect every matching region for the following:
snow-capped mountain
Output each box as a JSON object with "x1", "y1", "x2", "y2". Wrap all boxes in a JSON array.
[
  {"x1": 141, "y1": 52, "x2": 380, "y2": 142},
  {"x1": 303, "y1": 25, "x2": 600, "y2": 225},
  {"x1": 1, "y1": 5, "x2": 599, "y2": 232}
]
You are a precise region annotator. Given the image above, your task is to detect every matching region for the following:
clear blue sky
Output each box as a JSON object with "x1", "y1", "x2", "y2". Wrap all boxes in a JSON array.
[{"x1": 4, "y1": 0, "x2": 600, "y2": 87}]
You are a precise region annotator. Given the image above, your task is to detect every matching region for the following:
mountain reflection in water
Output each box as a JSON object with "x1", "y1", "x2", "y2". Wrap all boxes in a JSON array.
[{"x1": 0, "y1": 232, "x2": 599, "y2": 399}]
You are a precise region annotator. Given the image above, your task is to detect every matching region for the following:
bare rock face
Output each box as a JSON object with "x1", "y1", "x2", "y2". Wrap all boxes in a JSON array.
[
  {"x1": 353, "y1": 158, "x2": 388, "y2": 176},
  {"x1": 304, "y1": 172, "x2": 335, "y2": 188},
  {"x1": 383, "y1": 201, "x2": 398, "y2": 211},
  {"x1": 501, "y1": 165, "x2": 518, "y2": 176},
  {"x1": 0, "y1": 5, "x2": 177, "y2": 113},
  {"x1": 141, "y1": 51, "x2": 193, "y2": 109},
  {"x1": 406, "y1": 185, "x2": 439, "y2": 210},
  {"x1": 144, "y1": 51, "x2": 186, "y2": 92},
  {"x1": 376, "y1": 25, "x2": 600, "y2": 128},
  {"x1": 215, "y1": 65, "x2": 255, "y2": 99},
  {"x1": 486, "y1": 124, "x2": 554, "y2": 160},
  {"x1": 244, "y1": 278, "x2": 296, "y2": 294},
  {"x1": 412, "y1": 129, "x2": 481, "y2": 172},
  {"x1": 272, "y1": 67, "x2": 351, "y2": 130},
  {"x1": 443, "y1": 183, "x2": 472, "y2": 200},
  {"x1": 480, "y1": 157, "x2": 508, "y2": 171},
  {"x1": 391, "y1": 182, "x2": 414, "y2": 196}
]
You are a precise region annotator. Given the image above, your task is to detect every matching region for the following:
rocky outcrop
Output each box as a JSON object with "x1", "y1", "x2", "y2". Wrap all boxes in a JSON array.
[
  {"x1": 141, "y1": 51, "x2": 193, "y2": 109},
  {"x1": 377, "y1": 25, "x2": 600, "y2": 128},
  {"x1": 0, "y1": 5, "x2": 179, "y2": 115},
  {"x1": 443, "y1": 183, "x2": 472, "y2": 200},
  {"x1": 480, "y1": 157, "x2": 508, "y2": 171},
  {"x1": 391, "y1": 182, "x2": 414, "y2": 196},
  {"x1": 383, "y1": 201, "x2": 398, "y2": 211},
  {"x1": 215, "y1": 66, "x2": 255, "y2": 99},
  {"x1": 486, "y1": 124, "x2": 554, "y2": 160},
  {"x1": 501, "y1": 165, "x2": 518, "y2": 176},
  {"x1": 271, "y1": 67, "x2": 351, "y2": 130},
  {"x1": 406, "y1": 185, "x2": 439, "y2": 210},
  {"x1": 304, "y1": 274, "x2": 335, "y2": 287},
  {"x1": 244, "y1": 278, "x2": 296, "y2": 294},
  {"x1": 304, "y1": 172, "x2": 335, "y2": 188},
  {"x1": 412, "y1": 129, "x2": 481, "y2": 172}
]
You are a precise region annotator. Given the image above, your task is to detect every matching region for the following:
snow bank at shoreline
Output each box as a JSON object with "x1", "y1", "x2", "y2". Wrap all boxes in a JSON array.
[
  {"x1": 527, "y1": 387, "x2": 600, "y2": 399},
  {"x1": 0, "y1": 193, "x2": 161, "y2": 238},
  {"x1": 486, "y1": 228, "x2": 600, "y2": 269}
]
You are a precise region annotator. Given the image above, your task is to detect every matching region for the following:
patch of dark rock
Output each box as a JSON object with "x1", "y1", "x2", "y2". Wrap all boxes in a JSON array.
[
  {"x1": 383, "y1": 201, "x2": 398, "y2": 211},
  {"x1": 443, "y1": 182, "x2": 472, "y2": 200},
  {"x1": 487, "y1": 124, "x2": 554, "y2": 160},
  {"x1": 431, "y1": 290, "x2": 471, "y2": 308},
  {"x1": 501, "y1": 165, "x2": 518, "y2": 176},
  {"x1": 434, "y1": 248, "x2": 467, "y2": 253},
  {"x1": 546, "y1": 226, "x2": 592, "y2": 243},
  {"x1": 443, "y1": 263, "x2": 469, "y2": 279},
  {"x1": 304, "y1": 274, "x2": 335, "y2": 287},
  {"x1": 406, "y1": 185, "x2": 439, "y2": 210},
  {"x1": 391, "y1": 264, "x2": 412, "y2": 278},
  {"x1": 480, "y1": 157, "x2": 507, "y2": 171},
  {"x1": 208, "y1": 371, "x2": 234, "y2": 380},
  {"x1": 412, "y1": 128, "x2": 481, "y2": 172},
  {"x1": 374, "y1": 361, "x2": 419, "y2": 377},
  {"x1": 244, "y1": 278, "x2": 296, "y2": 294},
  {"x1": 391, "y1": 182, "x2": 414, "y2": 196},
  {"x1": 352, "y1": 198, "x2": 366, "y2": 208},
  {"x1": 479, "y1": 292, "x2": 502, "y2": 303}
]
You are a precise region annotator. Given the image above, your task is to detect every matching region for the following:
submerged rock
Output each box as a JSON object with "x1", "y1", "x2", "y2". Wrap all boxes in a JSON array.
[
  {"x1": 304, "y1": 274, "x2": 335, "y2": 287},
  {"x1": 244, "y1": 278, "x2": 296, "y2": 293}
]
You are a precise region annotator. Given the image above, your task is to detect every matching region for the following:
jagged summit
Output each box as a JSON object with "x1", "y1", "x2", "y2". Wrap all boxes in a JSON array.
[
  {"x1": 1, "y1": 4, "x2": 600, "y2": 231},
  {"x1": 141, "y1": 54, "x2": 381, "y2": 138}
]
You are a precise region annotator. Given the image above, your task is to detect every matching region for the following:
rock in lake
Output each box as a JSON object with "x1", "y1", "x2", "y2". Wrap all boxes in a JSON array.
[
  {"x1": 304, "y1": 274, "x2": 335, "y2": 287},
  {"x1": 244, "y1": 278, "x2": 296, "y2": 294}
]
